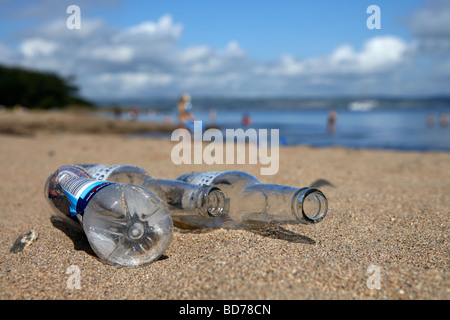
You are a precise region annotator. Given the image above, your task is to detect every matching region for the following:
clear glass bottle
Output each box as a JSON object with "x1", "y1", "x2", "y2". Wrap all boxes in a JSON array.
[
  {"x1": 76, "y1": 164, "x2": 227, "y2": 229},
  {"x1": 44, "y1": 165, "x2": 173, "y2": 267},
  {"x1": 175, "y1": 170, "x2": 328, "y2": 229}
]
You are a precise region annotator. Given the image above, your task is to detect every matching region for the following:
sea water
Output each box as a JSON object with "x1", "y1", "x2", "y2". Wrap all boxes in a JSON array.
[{"x1": 101, "y1": 106, "x2": 450, "y2": 152}]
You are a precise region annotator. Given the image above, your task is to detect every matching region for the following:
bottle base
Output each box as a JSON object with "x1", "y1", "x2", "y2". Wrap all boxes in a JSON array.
[{"x1": 82, "y1": 185, "x2": 173, "y2": 267}]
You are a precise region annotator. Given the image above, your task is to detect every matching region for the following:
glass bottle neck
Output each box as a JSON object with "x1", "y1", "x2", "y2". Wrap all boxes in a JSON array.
[
  {"x1": 238, "y1": 184, "x2": 327, "y2": 225},
  {"x1": 143, "y1": 178, "x2": 226, "y2": 218}
]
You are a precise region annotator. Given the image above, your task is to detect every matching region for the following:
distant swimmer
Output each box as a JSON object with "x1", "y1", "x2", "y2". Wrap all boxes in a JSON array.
[
  {"x1": 208, "y1": 108, "x2": 216, "y2": 125},
  {"x1": 440, "y1": 113, "x2": 448, "y2": 127},
  {"x1": 242, "y1": 112, "x2": 252, "y2": 127},
  {"x1": 327, "y1": 109, "x2": 337, "y2": 134}
]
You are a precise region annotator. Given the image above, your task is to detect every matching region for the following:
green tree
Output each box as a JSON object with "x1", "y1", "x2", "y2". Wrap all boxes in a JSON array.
[{"x1": 0, "y1": 65, "x2": 93, "y2": 109}]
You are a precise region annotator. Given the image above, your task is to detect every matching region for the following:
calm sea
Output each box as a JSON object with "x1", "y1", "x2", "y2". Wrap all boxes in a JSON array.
[{"x1": 100, "y1": 105, "x2": 450, "y2": 152}]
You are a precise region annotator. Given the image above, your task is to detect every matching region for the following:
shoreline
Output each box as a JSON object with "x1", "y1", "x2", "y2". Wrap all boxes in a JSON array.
[
  {"x1": 0, "y1": 110, "x2": 448, "y2": 299},
  {"x1": 0, "y1": 109, "x2": 181, "y2": 136},
  {"x1": 3, "y1": 109, "x2": 448, "y2": 153}
]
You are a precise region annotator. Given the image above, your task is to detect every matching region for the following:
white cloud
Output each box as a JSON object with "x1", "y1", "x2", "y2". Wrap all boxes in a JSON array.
[
  {"x1": 125, "y1": 15, "x2": 182, "y2": 39},
  {"x1": 255, "y1": 36, "x2": 409, "y2": 77},
  {"x1": 20, "y1": 38, "x2": 59, "y2": 58},
  {"x1": 330, "y1": 45, "x2": 355, "y2": 64},
  {"x1": 4, "y1": 23, "x2": 415, "y2": 98},
  {"x1": 180, "y1": 46, "x2": 213, "y2": 63},
  {"x1": 254, "y1": 54, "x2": 304, "y2": 76},
  {"x1": 348, "y1": 36, "x2": 408, "y2": 72},
  {"x1": 224, "y1": 41, "x2": 245, "y2": 57},
  {"x1": 100, "y1": 72, "x2": 173, "y2": 90},
  {"x1": 84, "y1": 45, "x2": 134, "y2": 63},
  {"x1": 176, "y1": 41, "x2": 248, "y2": 75}
]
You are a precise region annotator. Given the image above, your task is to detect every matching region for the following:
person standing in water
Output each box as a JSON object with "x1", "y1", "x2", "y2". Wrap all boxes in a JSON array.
[
  {"x1": 327, "y1": 109, "x2": 337, "y2": 134},
  {"x1": 242, "y1": 112, "x2": 252, "y2": 127},
  {"x1": 440, "y1": 113, "x2": 449, "y2": 127}
]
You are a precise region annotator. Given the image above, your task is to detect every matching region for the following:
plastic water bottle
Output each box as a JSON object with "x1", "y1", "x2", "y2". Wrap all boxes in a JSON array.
[
  {"x1": 44, "y1": 165, "x2": 173, "y2": 267},
  {"x1": 75, "y1": 164, "x2": 228, "y2": 229},
  {"x1": 175, "y1": 170, "x2": 328, "y2": 229}
]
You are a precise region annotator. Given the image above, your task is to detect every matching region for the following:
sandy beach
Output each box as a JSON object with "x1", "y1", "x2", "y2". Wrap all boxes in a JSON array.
[{"x1": 0, "y1": 110, "x2": 448, "y2": 300}]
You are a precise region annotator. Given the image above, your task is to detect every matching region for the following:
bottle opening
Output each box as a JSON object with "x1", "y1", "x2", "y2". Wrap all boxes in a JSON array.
[
  {"x1": 293, "y1": 188, "x2": 328, "y2": 224},
  {"x1": 201, "y1": 187, "x2": 226, "y2": 218}
]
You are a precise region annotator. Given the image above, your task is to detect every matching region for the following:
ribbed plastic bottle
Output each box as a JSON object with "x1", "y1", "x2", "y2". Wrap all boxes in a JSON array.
[
  {"x1": 175, "y1": 170, "x2": 328, "y2": 229},
  {"x1": 44, "y1": 165, "x2": 173, "y2": 267},
  {"x1": 76, "y1": 164, "x2": 227, "y2": 229}
]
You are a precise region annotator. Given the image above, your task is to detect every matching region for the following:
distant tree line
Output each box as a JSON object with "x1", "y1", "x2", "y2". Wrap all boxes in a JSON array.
[{"x1": 0, "y1": 64, "x2": 93, "y2": 109}]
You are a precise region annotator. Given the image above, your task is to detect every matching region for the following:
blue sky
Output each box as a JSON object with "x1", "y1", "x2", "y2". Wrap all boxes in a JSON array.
[
  {"x1": 101, "y1": 0, "x2": 422, "y2": 58},
  {"x1": 0, "y1": 0, "x2": 449, "y2": 100}
]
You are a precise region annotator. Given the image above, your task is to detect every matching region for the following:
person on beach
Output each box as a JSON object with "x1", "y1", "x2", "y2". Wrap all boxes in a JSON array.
[
  {"x1": 113, "y1": 106, "x2": 122, "y2": 120},
  {"x1": 177, "y1": 93, "x2": 196, "y2": 132},
  {"x1": 128, "y1": 108, "x2": 139, "y2": 121}
]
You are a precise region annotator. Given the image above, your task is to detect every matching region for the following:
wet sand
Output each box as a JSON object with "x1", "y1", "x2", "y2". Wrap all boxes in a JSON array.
[{"x1": 0, "y1": 110, "x2": 448, "y2": 300}]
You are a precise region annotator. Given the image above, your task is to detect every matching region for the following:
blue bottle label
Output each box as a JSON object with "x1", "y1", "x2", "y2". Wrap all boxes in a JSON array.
[{"x1": 60, "y1": 177, "x2": 114, "y2": 216}]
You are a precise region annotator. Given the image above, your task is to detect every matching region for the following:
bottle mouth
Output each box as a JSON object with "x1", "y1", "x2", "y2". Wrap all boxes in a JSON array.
[
  {"x1": 197, "y1": 186, "x2": 227, "y2": 218},
  {"x1": 292, "y1": 188, "x2": 328, "y2": 224}
]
